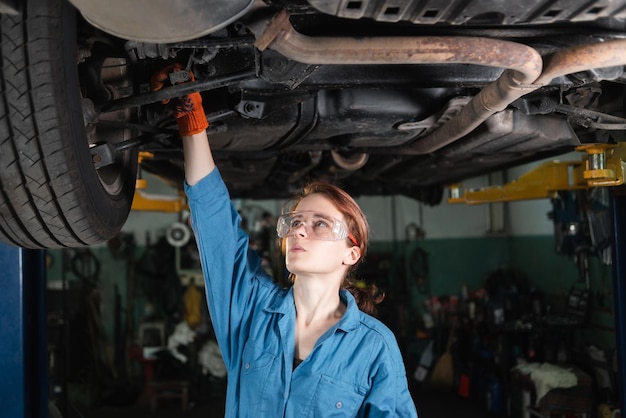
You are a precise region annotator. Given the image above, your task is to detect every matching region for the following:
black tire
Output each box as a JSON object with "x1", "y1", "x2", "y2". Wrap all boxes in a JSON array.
[{"x1": 0, "y1": 0, "x2": 136, "y2": 249}]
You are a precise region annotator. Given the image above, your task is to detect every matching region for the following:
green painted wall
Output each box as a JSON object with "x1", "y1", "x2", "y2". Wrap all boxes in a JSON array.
[
  {"x1": 370, "y1": 237, "x2": 510, "y2": 311},
  {"x1": 369, "y1": 235, "x2": 615, "y2": 351},
  {"x1": 508, "y1": 236, "x2": 579, "y2": 293},
  {"x1": 46, "y1": 233, "x2": 616, "y2": 352}
]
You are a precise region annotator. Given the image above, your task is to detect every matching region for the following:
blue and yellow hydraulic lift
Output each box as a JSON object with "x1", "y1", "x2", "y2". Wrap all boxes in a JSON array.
[
  {"x1": 0, "y1": 151, "x2": 187, "y2": 418},
  {"x1": 130, "y1": 151, "x2": 189, "y2": 213},
  {"x1": 2, "y1": 145, "x2": 626, "y2": 415},
  {"x1": 0, "y1": 246, "x2": 48, "y2": 417},
  {"x1": 447, "y1": 144, "x2": 626, "y2": 204},
  {"x1": 448, "y1": 142, "x2": 626, "y2": 414}
]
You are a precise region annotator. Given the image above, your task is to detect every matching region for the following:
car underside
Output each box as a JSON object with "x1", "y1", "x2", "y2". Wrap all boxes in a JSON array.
[{"x1": 1, "y1": 0, "x2": 626, "y2": 248}]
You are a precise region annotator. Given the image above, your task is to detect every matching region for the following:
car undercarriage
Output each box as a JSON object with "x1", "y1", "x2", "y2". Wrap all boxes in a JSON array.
[{"x1": 1, "y1": 0, "x2": 626, "y2": 248}]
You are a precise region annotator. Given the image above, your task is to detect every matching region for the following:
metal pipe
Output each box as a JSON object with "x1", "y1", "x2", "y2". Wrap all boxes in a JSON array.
[
  {"x1": 256, "y1": 11, "x2": 541, "y2": 78},
  {"x1": 256, "y1": 12, "x2": 626, "y2": 156},
  {"x1": 406, "y1": 38, "x2": 626, "y2": 154},
  {"x1": 330, "y1": 150, "x2": 369, "y2": 171},
  {"x1": 99, "y1": 69, "x2": 257, "y2": 113},
  {"x1": 403, "y1": 71, "x2": 540, "y2": 154},
  {"x1": 401, "y1": 39, "x2": 626, "y2": 154},
  {"x1": 256, "y1": 11, "x2": 543, "y2": 155},
  {"x1": 610, "y1": 190, "x2": 626, "y2": 415},
  {"x1": 535, "y1": 39, "x2": 626, "y2": 85}
]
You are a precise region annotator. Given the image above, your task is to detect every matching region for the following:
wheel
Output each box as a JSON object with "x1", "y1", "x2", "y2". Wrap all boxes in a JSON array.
[{"x1": 0, "y1": 0, "x2": 137, "y2": 249}]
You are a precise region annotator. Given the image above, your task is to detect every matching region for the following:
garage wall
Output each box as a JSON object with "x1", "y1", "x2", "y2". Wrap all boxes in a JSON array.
[
  {"x1": 46, "y1": 152, "x2": 616, "y2": 352},
  {"x1": 121, "y1": 173, "x2": 503, "y2": 245}
]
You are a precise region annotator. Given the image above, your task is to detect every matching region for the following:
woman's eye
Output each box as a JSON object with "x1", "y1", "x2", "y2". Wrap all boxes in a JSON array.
[
  {"x1": 290, "y1": 219, "x2": 303, "y2": 228},
  {"x1": 314, "y1": 220, "x2": 329, "y2": 229}
]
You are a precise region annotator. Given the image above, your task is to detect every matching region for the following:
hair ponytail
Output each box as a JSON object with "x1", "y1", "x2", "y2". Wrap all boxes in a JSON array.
[{"x1": 344, "y1": 278, "x2": 385, "y2": 317}]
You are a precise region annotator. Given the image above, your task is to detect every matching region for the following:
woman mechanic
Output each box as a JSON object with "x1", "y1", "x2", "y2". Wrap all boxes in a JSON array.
[{"x1": 152, "y1": 64, "x2": 419, "y2": 417}]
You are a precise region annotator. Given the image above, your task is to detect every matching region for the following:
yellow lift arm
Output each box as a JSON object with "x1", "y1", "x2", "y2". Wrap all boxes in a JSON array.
[
  {"x1": 131, "y1": 151, "x2": 189, "y2": 212},
  {"x1": 448, "y1": 143, "x2": 626, "y2": 204}
]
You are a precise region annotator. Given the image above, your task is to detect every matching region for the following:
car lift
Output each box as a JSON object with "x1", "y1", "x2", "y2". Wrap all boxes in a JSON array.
[
  {"x1": 449, "y1": 142, "x2": 626, "y2": 413},
  {"x1": 2, "y1": 146, "x2": 625, "y2": 416},
  {"x1": 131, "y1": 151, "x2": 189, "y2": 213},
  {"x1": 0, "y1": 247, "x2": 48, "y2": 417},
  {"x1": 0, "y1": 151, "x2": 187, "y2": 417},
  {"x1": 448, "y1": 143, "x2": 626, "y2": 204}
]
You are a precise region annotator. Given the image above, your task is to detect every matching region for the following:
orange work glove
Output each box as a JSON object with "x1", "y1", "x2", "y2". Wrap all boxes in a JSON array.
[{"x1": 150, "y1": 63, "x2": 209, "y2": 136}]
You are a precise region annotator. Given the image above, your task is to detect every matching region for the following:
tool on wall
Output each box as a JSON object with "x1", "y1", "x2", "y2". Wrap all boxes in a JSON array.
[
  {"x1": 404, "y1": 222, "x2": 429, "y2": 296},
  {"x1": 551, "y1": 188, "x2": 612, "y2": 282},
  {"x1": 166, "y1": 221, "x2": 192, "y2": 248}
]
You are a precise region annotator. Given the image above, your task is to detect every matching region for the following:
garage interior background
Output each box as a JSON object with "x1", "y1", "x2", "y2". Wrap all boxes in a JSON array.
[{"x1": 44, "y1": 153, "x2": 618, "y2": 416}]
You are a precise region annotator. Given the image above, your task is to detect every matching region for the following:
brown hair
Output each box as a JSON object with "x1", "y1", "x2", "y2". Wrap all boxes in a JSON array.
[{"x1": 284, "y1": 181, "x2": 384, "y2": 316}]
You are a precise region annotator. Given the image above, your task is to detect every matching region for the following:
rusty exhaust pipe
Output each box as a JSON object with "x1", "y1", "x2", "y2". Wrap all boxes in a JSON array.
[
  {"x1": 534, "y1": 39, "x2": 626, "y2": 85},
  {"x1": 408, "y1": 38, "x2": 626, "y2": 154},
  {"x1": 256, "y1": 11, "x2": 543, "y2": 154},
  {"x1": 257, "y1": 11, "x2": 626, "y2": 155},
  {"x1": 255, "y1": 11, "x2": 541, "y2": 74}
]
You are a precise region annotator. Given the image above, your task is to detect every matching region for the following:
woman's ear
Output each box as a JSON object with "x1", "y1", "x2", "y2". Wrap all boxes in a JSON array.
[{"x1": 342, "y1": 246, "x2": 361, "y2": 266}]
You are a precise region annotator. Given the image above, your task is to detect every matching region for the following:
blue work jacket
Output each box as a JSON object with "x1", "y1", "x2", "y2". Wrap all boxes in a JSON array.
[{"x1": 186, "y1": 169, "x2": 419, "y2": 418}]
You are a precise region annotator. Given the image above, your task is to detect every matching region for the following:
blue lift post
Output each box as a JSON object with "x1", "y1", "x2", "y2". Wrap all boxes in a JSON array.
[
  {"x1": 0, "y1": 243, "x2": 47, "y2": 417},
  {"x1": 612, "y1": 189, "x2": 626, "y2": 413}
]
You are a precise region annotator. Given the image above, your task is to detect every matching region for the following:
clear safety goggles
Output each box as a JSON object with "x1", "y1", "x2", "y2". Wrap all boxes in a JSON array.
[{"x1": 276, "y1": 211, "x2": 358, "y2": 246}]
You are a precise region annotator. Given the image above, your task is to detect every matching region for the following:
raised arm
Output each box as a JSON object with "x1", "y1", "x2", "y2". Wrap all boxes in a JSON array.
[
  {"x1": 182, "y1": 131, "x2": 215, "y2": 185},
  {"x1": 152, "y1": 64, "x2": 273, "y2": 369},
  {"x1": 150, "y1": 63, "x2": 214, "y2": 184}
]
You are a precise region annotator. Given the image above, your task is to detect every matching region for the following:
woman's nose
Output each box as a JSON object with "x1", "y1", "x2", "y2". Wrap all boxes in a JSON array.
[{"x1": 293, "y1": 223, "x2": 308, "y2": 237}]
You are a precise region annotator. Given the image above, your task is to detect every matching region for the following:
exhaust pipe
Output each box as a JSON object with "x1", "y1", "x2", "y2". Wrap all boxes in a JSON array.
[
  {"x1": 255, "y1": 11, "x2": 541, "y2": 75},
  {"x1": 257, "y1": 11, "x2": 626, "y2": 155},
  {"x1": 256, "y1": 11, "x2": 542, "y2": 155},
  {"x1": 407, "y1": 37, "x2": 626, "y2": 154}
]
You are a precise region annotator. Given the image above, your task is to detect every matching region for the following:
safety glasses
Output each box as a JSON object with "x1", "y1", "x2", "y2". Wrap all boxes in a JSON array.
[{"x1": 276, "y1": 211, "x2": 358, "y2": 246}]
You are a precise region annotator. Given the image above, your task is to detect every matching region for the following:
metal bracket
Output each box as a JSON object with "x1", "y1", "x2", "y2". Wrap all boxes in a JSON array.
[{"x1": 448, "y1": 142, "x2": 626, "y2": 204}]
